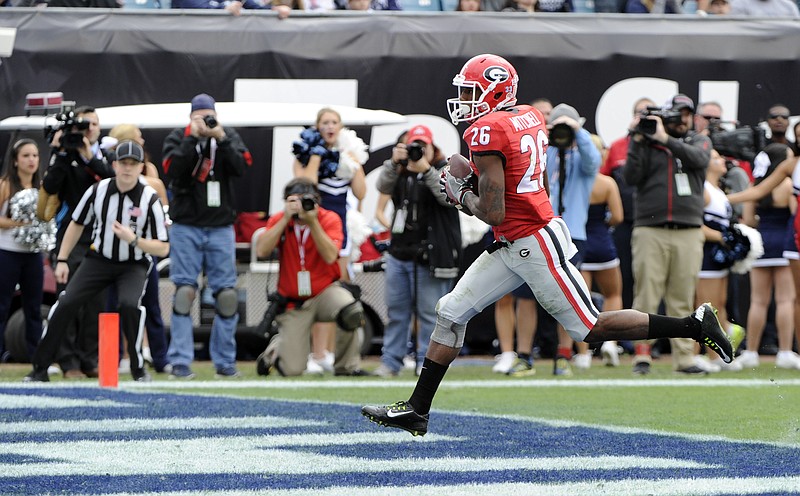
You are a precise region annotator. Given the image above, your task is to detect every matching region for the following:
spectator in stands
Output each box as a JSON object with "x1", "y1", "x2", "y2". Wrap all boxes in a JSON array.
[
  {"x1": 254, "y1": 178, "x2": 365, "y2": 376},
  {"x1": 696, "y1": 149, "x2": 744, "y2": 371},
  {"x1": 42, "y1": 105, "x2": 115, "y2": 380},
  {"x1": 536, "y1": 0, "x2": 571, "y2": 10},
  {"x1": 730, "y1": 0, "x2": 799, "y2": 16},
  {"x1": 624, "y1": 0, "x2": 682, "y2": 13},
  {"x1": 545, "y1": 103, "x2": 601, "y2": 374},
  {"x1": 369, "y1": 0, "x2": 401, "y2": 8},
  {"x1": 171, "y1": 0, "x2": 291, "y2": 17},
  {"x1": 371, "y1": 126, "x2": 461, "y2": 378},
  {"x1": 731, "y1": 144, "x2": 799, "y2": 369},
  {"x1": 601, "y1": 97, "x2": 655, "y2": 311},
  {"x1": 502, "y1": 0, "x2": 538, "y2": 11},
  {"x1": 348, "y1": 0, "x2": 370, "y2": 8},
  {"x1": 581, "y1": 159, "x2": 625, "y2": 367},
  {"x1": 624, "y1": 94, "x2": 711, "y2": 375},
  {"x1": 163, "y1": 93, "x2": 251, "y2": 379},
  {"x1": 766, "y1": 104, "x2": 792, "y2": 146},
  {"x1": 24, "y1": 141, "x2": 170, "y2": 383},
  {"x1": 107, "y1": 124, "x2": 171, "y2": 374},
  {"x1": 697, "y1": 0, "x2": 731, "y2": 14},
  {"x1": 0, "y1": 139, "x2": 47, "y2": 363},
  {"x1": 456, "y1": 0, "x2": 482, "y2": 9}
]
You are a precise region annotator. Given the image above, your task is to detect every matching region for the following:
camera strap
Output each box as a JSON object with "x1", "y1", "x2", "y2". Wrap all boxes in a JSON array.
[{"x1": 193, "y1": 139, "x2": 217, "y2": 182}]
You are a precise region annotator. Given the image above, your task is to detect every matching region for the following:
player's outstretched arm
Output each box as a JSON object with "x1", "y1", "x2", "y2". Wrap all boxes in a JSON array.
[{"x1": 465, "y1": 154, "x2": 505, "y2": 226}]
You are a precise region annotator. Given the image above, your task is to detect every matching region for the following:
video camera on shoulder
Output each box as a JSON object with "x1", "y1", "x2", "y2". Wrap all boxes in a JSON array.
[
  {"x1": 635, "y1": 106, "x2": 682, "y2": 135},
  {"x1": 707, "y1": 118, "x2": 767, "y2": 163},
  {"x1": 46, "y1": 101, "x2": 90, "y2": 151}
]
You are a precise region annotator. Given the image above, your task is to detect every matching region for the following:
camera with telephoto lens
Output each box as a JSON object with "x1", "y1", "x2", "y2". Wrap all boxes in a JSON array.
[
  {"x1": 203, "y1": 115, "x2": 218, "y2": 129},
  {"x1": 46, "y1": 101, "x2": 91, "y2": 151},
  {"x1": 634, "y1": 106, "x2": 683, "y2": 135},
  {"x1": 707, "y1": 119, "x2": 766, "y2": 163},
  {"x1": 549, "y1": 123, "x2": 575, "y2": 151},
  {"x1": 257, "y1": 292, "x2": 288, "y2": 339},
  {"x1": 400, "y1": 142, "x2": 425, "y2": 166}
]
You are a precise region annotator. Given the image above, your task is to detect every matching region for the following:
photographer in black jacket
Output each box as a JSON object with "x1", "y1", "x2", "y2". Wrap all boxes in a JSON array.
[
  {"x1": 372, "y1": 125, "x2": 462, "y2": 377},
  {"x1": 41, "y1": 105, "x2": 115, "y2": 379}
]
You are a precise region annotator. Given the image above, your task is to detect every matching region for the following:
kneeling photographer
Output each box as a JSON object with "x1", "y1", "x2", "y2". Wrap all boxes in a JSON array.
[
  {"x1": 254, "y1": 178, "x2": 365, "y2": 377},
  {"x1": 372, "y1": 125, "x2": 462, "y2": 377},
  {"x1": 624, "y1": 94, "x2": 712, "y2": 375}
]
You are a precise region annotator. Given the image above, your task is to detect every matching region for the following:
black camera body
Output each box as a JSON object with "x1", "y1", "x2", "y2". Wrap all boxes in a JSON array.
[
  {"x1": 203, "y1": 115, "x2": 218, "y2": 129},
  {"x1": 400, "y1": 142, "x2": 425, "y2": 166},
  {"x1": 708, "y1": 119, "x2": 767, "y2": 163},
  {"x1": 46, "y1": 102, "x2": 91, "y2": 151},
  {"x1": 300, "y1": 193, "x2": 318, "y2": 212},
  {"x1": 635, "y1": 106, "x2": 682, "y2": 135},
  {"x1": 549, "y1": 123, "x2": 575, "y2": 151}
]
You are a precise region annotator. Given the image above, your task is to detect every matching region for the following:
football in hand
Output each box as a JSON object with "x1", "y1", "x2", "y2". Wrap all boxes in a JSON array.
[{"x1": 448, "y1": 154, "x2": 472, "y2": 179}]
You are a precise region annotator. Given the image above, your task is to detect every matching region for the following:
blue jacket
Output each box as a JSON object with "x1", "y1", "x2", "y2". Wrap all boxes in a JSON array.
[{"x1": 545, "y1": 128, "x2": 601, "y2": 241}]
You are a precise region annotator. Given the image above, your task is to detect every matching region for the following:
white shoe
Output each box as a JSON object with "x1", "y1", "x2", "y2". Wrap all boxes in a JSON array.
[
  {"x1": 321, "y1": 351, "x2": 335, "y2": 373},
  {"x1": 737, "y1": 350, "x2": 760, "y2": 369},
  {"x1": 47, "y1": 365, "x2": 61, "y2": 376},
  {"x1": 142, "y1": 346, "x2": 153, "y2": 365},
  {"x1": 694, "y1": 355, "x2": 721, "y2": 373},
  {"x1": 712, "y1": 357, "x2": 743, "y2": 371},
  {"x1": 600, "y1": 341, "x2": 620, "y2": 367},
  {"x1": 372, "y1": 363, "x2": 398, "y2": 378},
  {"x1": 492, "y1": 351, "x2": 517, "y2": 374},
  {"x1": 304, "y1": 354, "x2": 325, "y2": 375},
  {"x1": 403, "y1": 355, "x2": 417, "y2": 370},
  {"x1": 572, "y1": 353, "x2": 592, "y2": 370},
  {"x1": 775, "y1": 351, "x2": 800, "y2": 370},
  {"x1": 118, "y1": 358, "x2": 131, "y2": 375}
]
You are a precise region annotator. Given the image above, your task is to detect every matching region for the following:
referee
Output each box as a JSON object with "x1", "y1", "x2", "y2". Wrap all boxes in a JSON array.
[{"x1": 24, "y1": 141, "x2": 170, "y2": 382}]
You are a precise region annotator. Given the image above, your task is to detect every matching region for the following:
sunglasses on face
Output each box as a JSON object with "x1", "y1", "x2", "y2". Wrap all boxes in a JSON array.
[{"x1": 768, "y1": 113, "x2": 790, "y2": 120}]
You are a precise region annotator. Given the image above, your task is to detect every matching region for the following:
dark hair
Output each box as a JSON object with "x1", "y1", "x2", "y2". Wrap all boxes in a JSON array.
[
  {"x1": 754, "y1": 143, "x2": 791, "y2": 209},
  {"x1": 2, "y1": 139, "x2": 41, "y2": 217},
  {"x1": 74, "y1": 105, "x2": 96, "y2": 116},
  {"x1": 283, "y1": 177, "x2": 322, "y2": 204}
]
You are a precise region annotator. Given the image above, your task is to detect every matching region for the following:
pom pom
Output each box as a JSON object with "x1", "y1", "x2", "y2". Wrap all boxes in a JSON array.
[
  {"x1": 335, "y1": 129, "x2": 368, "y2": 180},
  {"x1": 9, "y1": 188, "x2": 56, "y2": 253}
]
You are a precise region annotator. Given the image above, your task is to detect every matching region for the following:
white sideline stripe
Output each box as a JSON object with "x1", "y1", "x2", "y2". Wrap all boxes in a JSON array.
[
  {"x1": 8, "y1": 378, "x2": 800, "y2": 390},
  {"x1": 0, "y1": 393, "x2": 131, "y2": 409},
  {"x1": 84, "y1": 476, "x2": 800, "y2": 496},
  {"x1": 0, "y1": 427, "x2": 712, "y2": 476},
  {"x1": 0, "y1": 416, "x2": 324, "y2": 434}
]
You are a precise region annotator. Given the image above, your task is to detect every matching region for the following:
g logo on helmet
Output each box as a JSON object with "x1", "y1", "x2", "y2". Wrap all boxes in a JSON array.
[{"x1": 483, "y1": 66, "x2": 510, "y2": 83}]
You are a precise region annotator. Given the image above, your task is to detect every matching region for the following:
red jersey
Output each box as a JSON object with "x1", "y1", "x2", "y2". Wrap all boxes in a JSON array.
[
  {"x1": 266, "y1": 208, "x2": 343, "y2": 300},
  {"x1": 464, "y1": 105, "x2": 554, "y2": 242}
]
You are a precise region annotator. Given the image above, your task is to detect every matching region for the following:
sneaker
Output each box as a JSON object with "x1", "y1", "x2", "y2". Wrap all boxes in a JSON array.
[
  {"x1": 553, "y1": 356, "x2": 573, "y2": 376},
  {"x1": 712, "y1": 357, "x2": 743, "y2": 371},
  {"x1": 215, "y1": 366, "x2": 241, "y2": 378},
  {"x1": 23, "y1": 367, "x2": 50, "y2": 383},
  {"x1": 361, "y1": 401, "x2": 429, "y2": 437},
  {"x1": 132, "y1": 369, "x2": 152, "y2": 382},
  {"x1": 676, "y1": 365, "x2": 708, "y2": 375},
  {"x1": 727, "y1": 324, "x2": 746, "y2": 352},
  {"x1": 775, "y1": 351, "x2": 800, "y2": 370},
  {"x1": 600, "y1": 341, "x2": 620, "y2": 367},
  {"x1": 155, "y1": 363, "x2": 173, "y2": 374},
  {"x1": 169, "y1": 364, "x2": 196, "y2": 380},
  {"x1": 632, "y1": 361, "x2": 651, "y2": 375},
  {"x1": 507, "y1": 358, "x2": 536, "y2": 377},
  {"x1": 256, "y1": 335, "x2": 280, "y2": 376},
  {"x1": 693, "y1": 355, "x2": 721, "y2": 373},
  {"x1": 403, "y1": 354, "x2": 417, "y2": 371},
  {"x1": 372, "y1": 364, "x2": 398, "y2": 378},
  {"x1": 737, "y1": 350, "x2": 760, "y2": 369},
  {"x1": 692, "y1": 303, "x2": 734, "y2": 364},
  {"x1": 572, "y1": 353, "x2": 592, "y2": 370},
  {"x1": 305, "y1": 355, "x2": 325, "y2": 375},
  {"x1": 118, "y1": 358, "x2": 131, "y2": 375},
  {"x1": 492, "y1": 351, "x2": 517, "y2": 374}
]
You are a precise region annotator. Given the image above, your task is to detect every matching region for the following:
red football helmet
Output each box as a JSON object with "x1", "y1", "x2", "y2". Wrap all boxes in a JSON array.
[{"x1": 447, "y1": 54, "x2": 519, "y2": 125}]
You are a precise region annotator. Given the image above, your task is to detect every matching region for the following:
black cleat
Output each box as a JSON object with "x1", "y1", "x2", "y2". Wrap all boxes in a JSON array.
[
  {"x1": 693, "y1": 303, "x2": 734, "y2": 364},
  {"x1": 361, "y1": 401, "x2": 429, "y2": 437},
  {"x1": 23, "y1": 367, "x2": 50, "y2": 383}
]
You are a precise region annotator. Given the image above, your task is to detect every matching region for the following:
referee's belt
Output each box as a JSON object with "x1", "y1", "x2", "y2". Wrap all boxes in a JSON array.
[{"x1": 656, "y1": 223, "x2": 700, "y2": 230}]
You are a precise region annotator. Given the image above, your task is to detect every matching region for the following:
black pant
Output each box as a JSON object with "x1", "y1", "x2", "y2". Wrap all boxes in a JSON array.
[{"x1": 34, "y1": 253, "x2": 150, "y2": 375}]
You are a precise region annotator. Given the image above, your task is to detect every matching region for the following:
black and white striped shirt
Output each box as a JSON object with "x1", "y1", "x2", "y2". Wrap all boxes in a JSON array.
[{"x1": 72, "y1": 177, "x2": 169, "y2": 262}]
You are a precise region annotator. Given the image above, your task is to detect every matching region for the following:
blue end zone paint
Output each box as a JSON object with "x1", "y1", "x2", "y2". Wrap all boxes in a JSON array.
[{"x1": 1, "y1": 386, "x2": 798, "y2": 494}]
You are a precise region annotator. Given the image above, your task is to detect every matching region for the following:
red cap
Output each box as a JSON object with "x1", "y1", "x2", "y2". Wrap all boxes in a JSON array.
[{"x1": 407, "y1": 125, "x2": 433, "y2": 145}]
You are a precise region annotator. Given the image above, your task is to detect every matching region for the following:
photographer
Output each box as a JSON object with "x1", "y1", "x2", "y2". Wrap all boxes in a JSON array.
[
  {"x1": 162, "y1": 93, "x2": 251, "y2": 379},
  {"x1": 254, "y1": 178, "x2": 364, "y2": 377},
  {"x1": 372, "y1": 126, "x2": 461, "y2": 378},
  {"x1": 624, "y1": 94, "x2": 712, "y2": 375},
  {"x1": 41, "y1": 104, "x2": 115, "y2": 379}
]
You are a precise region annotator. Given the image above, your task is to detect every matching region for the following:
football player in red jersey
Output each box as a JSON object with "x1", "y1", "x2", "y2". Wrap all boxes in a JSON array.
[{"x1": 362, "y1": 54, "x2": 734, "y2": 437}]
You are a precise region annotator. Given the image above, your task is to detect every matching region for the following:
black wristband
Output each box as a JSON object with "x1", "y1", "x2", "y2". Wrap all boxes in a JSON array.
[{"x1": 57, "y1": 259, "x2": 68, "y2": 264}]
